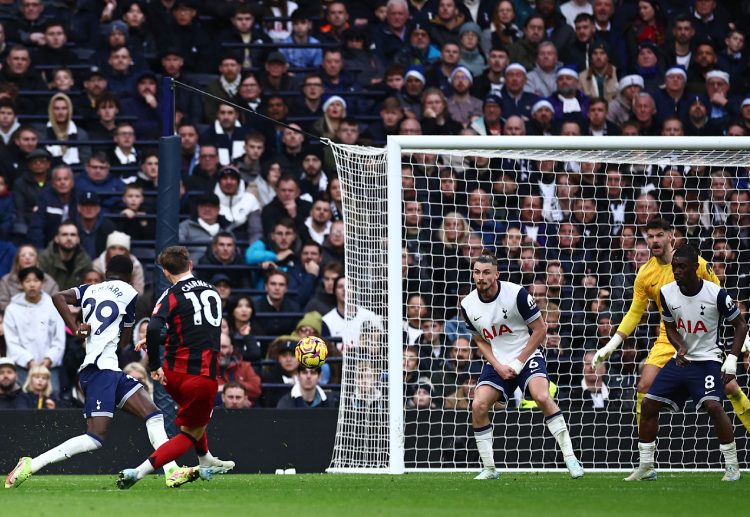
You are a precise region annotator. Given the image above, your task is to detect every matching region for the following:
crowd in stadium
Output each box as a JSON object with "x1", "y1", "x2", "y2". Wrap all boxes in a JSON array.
[{"x1": 0, "y1": 0, "x2": 748, "y2": 416}]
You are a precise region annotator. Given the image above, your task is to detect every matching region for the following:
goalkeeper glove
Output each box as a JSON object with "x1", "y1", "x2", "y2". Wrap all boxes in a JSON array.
[
  {"x1": 591, "y1": 334, "x2": 624, "y2": 369},
  {"x1": 722, "y1": 354, "x2": 739, "y2": 376}
]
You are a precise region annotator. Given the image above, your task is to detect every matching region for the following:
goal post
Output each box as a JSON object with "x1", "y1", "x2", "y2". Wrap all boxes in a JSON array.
[{"x1": 328, "y1": 136, "x2": 750, "y2": 474}]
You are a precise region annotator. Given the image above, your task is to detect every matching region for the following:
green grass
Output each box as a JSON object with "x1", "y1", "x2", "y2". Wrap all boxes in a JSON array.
[{"x1": 1, "y1": 472, "x2": 742, "y2": 517}]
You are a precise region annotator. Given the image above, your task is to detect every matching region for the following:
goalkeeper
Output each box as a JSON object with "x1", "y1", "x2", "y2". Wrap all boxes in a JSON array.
[{"x1": 593, "y1": 217, "x2": 750, "y2": 431}]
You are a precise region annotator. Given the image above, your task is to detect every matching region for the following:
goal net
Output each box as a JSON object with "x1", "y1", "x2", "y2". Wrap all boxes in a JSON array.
[{"x1": 328, "y1": 136, "x2": 750, "y2": 473}]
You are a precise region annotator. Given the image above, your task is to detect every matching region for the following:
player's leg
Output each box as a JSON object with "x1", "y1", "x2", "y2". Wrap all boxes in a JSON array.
[
  {"x1": 188, "y1": 428, "x2": 235, "y2": 476},
  {"x1": 121, "y1": 387, "x2": 180, "y2": 480},
  {"x1": 624, "y1": 396, "x2": 661, "y2": 481},
  {"x1": 471, "y1": 384, "x2": 502, "y2": 479},
  {"x1": 636, "y1": 364, "x2": 661, "y2": 427},
  {"x1": 723, "y1": 379, "x2": 750, "y2": 433},
  {"x1": 5, "y1": 415, "x2": 109, "y2": 489},
  {"x1": 7, "y1": 367, "x2": 116, "y2": 488},
  {"x1": 701, "y1": 399, "x2": 740, "y2": 481},
  {"x1": 526, "y1": 376, "x2": 583, "y2": 478}
]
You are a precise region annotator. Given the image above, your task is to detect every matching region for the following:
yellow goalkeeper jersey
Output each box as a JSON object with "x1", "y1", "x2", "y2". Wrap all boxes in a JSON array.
[{"x1": 617, "y1": 255, "x2": 720, "y2": 340}]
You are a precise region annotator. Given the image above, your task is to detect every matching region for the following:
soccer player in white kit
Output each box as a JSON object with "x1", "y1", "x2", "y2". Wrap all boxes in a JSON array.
[
  {"x1": 461, "y1": 251, "x2": 584, "y2": 479},
  {"x1": 625, "y1": 245, "x2": 747, "y2": 482},
  {"x1": 5, "y1": 256, "x2": 196, "y2": 488}
]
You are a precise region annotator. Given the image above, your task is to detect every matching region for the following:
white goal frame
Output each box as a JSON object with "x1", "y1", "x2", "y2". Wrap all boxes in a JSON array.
[{"x1": 329, "y1": 135, "x2": 750, "y2": 475}]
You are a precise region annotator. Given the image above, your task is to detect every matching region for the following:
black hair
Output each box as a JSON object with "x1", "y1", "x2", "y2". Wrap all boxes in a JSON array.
[
  {"x1": 475, "y1": 249, "x2": 498, "y2": 267},
  {"x1": 106, "y1": 254, "x2": 133, "y2": 277},
  {"x1": 645, "y1": 217, "x2": 672, "y2": 231},
  {"x1": 673, "y1": 244, "x2": 699, "y2": 263},
  {"x1": 18, "y1": 266, "x2": 44, "y2": 282}
]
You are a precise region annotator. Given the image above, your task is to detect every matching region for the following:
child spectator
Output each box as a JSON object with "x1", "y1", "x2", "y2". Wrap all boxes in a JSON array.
[{"x1": 118, "y1": 184, "x2": 154, "y2": 240}]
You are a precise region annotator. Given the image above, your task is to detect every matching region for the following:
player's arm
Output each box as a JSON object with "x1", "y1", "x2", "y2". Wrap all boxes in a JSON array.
[
  {"x1": 51, "y1": 287, "x2": 89, "y2": 337},
  {"x1": 145, "y1": 315, "x2": 165, "y2": 372},
  {"x1": 659, "y1": 289, "x2": 689, "y2": 366},
  {"x1": 117, "y1": 295, "x2": 138, "y2": 350},
  {"x1": 474, "y1": 335, "x2": 517, "y2": 380},
  {"x1": 592, "y1": 273, "x2": 649, "y2": 367},
  {"x1": 718, "y1": 289, "x2": 748, "y2": 383},
  {"x1": 508, "y1": 287, "x2": 545, "y2": 375}
]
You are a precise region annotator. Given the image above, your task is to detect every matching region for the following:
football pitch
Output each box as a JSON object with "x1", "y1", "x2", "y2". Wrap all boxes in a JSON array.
[{"x1": 2, "y1": 472, "x2": 741, "y2": 517}]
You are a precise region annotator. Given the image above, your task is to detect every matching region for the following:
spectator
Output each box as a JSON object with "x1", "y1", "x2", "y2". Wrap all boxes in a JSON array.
[
  {"x1": 298, "y1": 146, "x2": 328, "y2": 201},
  {"x1": 395, "y1": 22, "x2": 441, "y2": 69},
  {"x1": 564, "y1": 350, "x2": 611, "y2": 410},
  {"x1": 499, "y1": 63, "x2": 538, "y2": 121},
  {"x1": 0, "y1": 45, "x2": 47, "y2": 113},
  {"x1": 217, "y1": 333, "x2": 261, "y2": 408},
  {"x1": 524, "y1": 41, "x2": 559, "y2": 99},
  {"x1": 683, "y1": 94, "x2": 720, "y2": 136},
  {"x1": 254, "y1": 270, "x2": 302, "y2": 338},
  {"x1": 197, "y1": 231, "x2": 247, "y2": 288},
  {"x1": 420, "y1": 87, "x2": 463, "y2": 135},
  {"x1": 686, "y1": 40, "x2": 718, "y2": 95},
  {"x1": 0, "y1": 98, "x2": 19, "y2": 149},
  {"x1": 718, "y1": 28, "x2": 747, "y2": 89},
  {"x1": 261, "y1": 337, "x2": 299, "y2": 406},
  {"x1": 705, "y1": 70, "x2": 737, "y2": 129},
  {"x1": 607, "y1": 74, "x2": 643, "y2": 126},
  {"x1": 371, "y1": 0, "x2": 410, "y2": 64},
  {"x1": 631, "y1": 92, "x2": 659, "y2": 136},
  {"x1": 232, "y1": 132, "x2": 265, "y2": 190},
  {"x1": 446, "y1": 66, "x2": 482, "y2": 128},
  {"x1": 507, "y1": 14, "x2": 544, "y2": 71},
  {"x1": 121, "y1": 71, "x2": 161, "y2": 139},
  {"x1": 277, "y1": 365, "x2": 339, "y2": 408},
  {"x1": 133, "y1": 152, "x2": 159, "y2": 194},
  {"x1": 75, "y1": 153, "x2": 126, "y2": 208},
  {"x1": 32, "y1": 21, "x2": 79, "y2": 78},
  {"x1": 220, "y1": 381, "x2": 252, "y2": 409},
  {"x1": 156, "y1": 0, "x2": 214, "y2": 74},
  {"x1": 301, "y1": 199, "x2": 333, "y2": 246},
  {"x1": 273, "y1": 123, "x2": 305, "y2": 175},
  {"x1": 37, "y1": 221, "x2": 92, "y2": 291},
  {"x1": 83, "y1": 92, "x2": 119, "y2": 141},
  {"x1": 103, "y1": 45, "x2": 142, "y2": 100},
  {"x1": 665, "y1": 14, "x2": 696, "y2": 70},
  {"x1": 318, "y1": 0, "x2": 349, "y2": 44},
  {"x1": 313, "y1": 95, "x2": 347, "y2": 141},
  {"x1": 0, "y1": 125, "x2": 37, "y2": 187},
  {"x1": 225, "y1": 294, "x2": 264, "y2": 362},
  {"x1": 690, "y1": 0, "x2": 730, "y2": 45},
  {"x1": 443, "y1": 361, "x2": 484, "y2": 410},
  {"x1": 592, "y1": 0, "x2": 628, "y2": 70},
  {"x1": 177, "y1": 122, "x2": 200, "y2": 177},
  {"x1": 549, "y1": 66, "x2": 590, "y2": 124},
  {"x1": 106, "y1": 122, "x2": 139, "y2": 169},
  {"x1": 285, "y1": 241, "x2": 324, "y2": 308},
  {"x1": 28, "y1": 164, "x2": 75, "y2": 248},
  {"x1": 213, "y1": 165, "x2": 261, "y2": 240},
  {"x1": 220, "y1": 4, "x2": 271, "y2": 71},
  {"x1": 0, "y1": 357, "x2": 27, "y2": 409},
  {"x1": 260, "y1": 51, "x2": 300, "y2": 94},
  {"x1": 281, "y1": 9, "x2": 322, "y2": 68},
  {"x1": 363, "y1": 96, "x2": 404, "y2": 144},
  {"x1": 0, "y1": 239, "x2": 15, "y2": 277},
  {"x1": 585, "y1": 97, "x2": 620, "y2": 136},
  {"x1": 425, "y1": 41, "x2": 461, "y2": 96},
  {"x1": 184, "y1": 144, "x2": 220, "y2": 193},
  {"x1": 304, "y1": 261, "x2": 343, "y2": 315},
  {"x1": 116, "y1": 184, "x2": 153, "y2": 240},
  {"x1": 0, "y1": 243, "x2": 59, "y2": 310},
  {"x1": 261, "y1": 175, "x2": 312, "y2": 238},
  {"x1": 12, "y1": 148, "x2": 52, "y2": 236},
  {"x1": 203, "y1": 54, "x2": 242, "y2": 123},
  {"x1": 178, "y1": 193, "x2": 229, "y2": 262},
  {"x1": 288, "y1": 73, "x2": 324, "y2": 134},
  {"x1": 159, "y1": 48, "x2": 203, "y2": 124},
  {"x1": 4, "y1": 266, "x2": 65, "y2": 392},
  {"x1": 20, "y1": 364, "x2": 57, "y2": 409},
  {"x1": 246, "y1": 218, "x2": 299, "y2": 287},
  {"x1": 74, "y1": 191, "x2": 117, "y2": 259},
  {"x1": 91, "y1": 231, "x2": 146, "y2": 295},
  {"x1": 398, "y1": 65, "x2": 427, "y2": 118}
]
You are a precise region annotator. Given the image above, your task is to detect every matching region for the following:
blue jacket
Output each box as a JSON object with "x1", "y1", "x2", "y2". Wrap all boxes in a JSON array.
[
  {"x1": 0, "y1": 240, "x2": 16, "y2": 277},
  {"x1": 29, "y1": 188, "x2": 74, "y2": 249},
  {"x1": 75, "y1": 173, "x2": 125, "y2": 211}
]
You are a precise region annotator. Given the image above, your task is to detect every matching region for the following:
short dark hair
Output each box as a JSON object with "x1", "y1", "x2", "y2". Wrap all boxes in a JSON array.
[
  {"x1": 0, "y1": 97, "x2": 16, "y2": 112},
  {"x1": 475, "y1": 249, "x2": 498, "y2": 267},
  {"x1": 106, "y1": 254, "x2": 133, "y2": 277},
  {"x1": 223, "y1": 381, "x2": 246, "y2": 394},
  {"x1": 88, "y1": 151, "x2": 110, "y2": 166},
  {"x1": 18, "y1": 266, "x2": 44, "y2": 282},
  {"x1": 645, "y1": 217, "x2": 672, "y2": 231},
  {"x1": 212, "y1": 231, "x2": 236, "y2": 246},
  {"x1": 673, "y1": 243, "x2": 699, "y2": 263},
  {"x1": 158, "y1": 246, "x2": 191, "y2": 275}
]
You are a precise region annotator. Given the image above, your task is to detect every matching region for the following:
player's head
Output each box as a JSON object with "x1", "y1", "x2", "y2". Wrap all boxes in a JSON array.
[
  {"x1": 157, "y1": 245, "x2": 191, "y2": 280},
  {"x1": 671, "y1": 244, "x2": 700, "y2": 288},
  {"x1": 644, "y1": 217, "x2": 673, "y2": 259},
  {"x1": 472, "y1": 250, "x2": 500, "y2": 295},
  {"x1": 105, "y1": 254, "x2": 133, "y2": 282}
]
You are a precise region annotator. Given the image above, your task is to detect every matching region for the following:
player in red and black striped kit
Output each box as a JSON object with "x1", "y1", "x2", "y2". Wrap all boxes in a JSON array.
[{"x1": 117, "y1": 246, "x2": 234, "y2": 489}]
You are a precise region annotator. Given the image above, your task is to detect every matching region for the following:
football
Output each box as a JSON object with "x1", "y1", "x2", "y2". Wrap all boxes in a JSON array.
[{"x1": 295, "y1": 336, "x2": 329, "y2": 368}]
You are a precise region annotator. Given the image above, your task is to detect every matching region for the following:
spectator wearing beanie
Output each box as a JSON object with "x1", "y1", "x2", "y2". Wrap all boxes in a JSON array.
[{"x1": 91, "y1": 231, "x2": 145, "y2": 295}]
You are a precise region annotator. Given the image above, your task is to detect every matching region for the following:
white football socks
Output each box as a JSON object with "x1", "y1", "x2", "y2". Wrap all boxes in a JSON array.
[
  {"x1": 638, "y1": 441, "x2": 656, "y2": 467},
  {"x1": 473, "y1": 426, "x2": 495, "y2": 469},
  {"x1": 199, "y1": 451, "x2": 219, "y2": 467},
  {"x1": 720, "y1": 442, "x2": 738, "y2": 469},
  {"x1": 545, "y1": 413, "x2": 576, "y2": 460},
  {"x1": 145, "y1": 413, "x2": 179, "y2": 475},
  {"x1": 31, "y1": 434, "x2": 102, "y2": 474}
]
